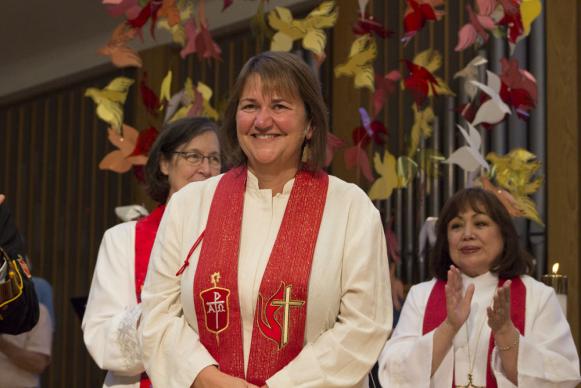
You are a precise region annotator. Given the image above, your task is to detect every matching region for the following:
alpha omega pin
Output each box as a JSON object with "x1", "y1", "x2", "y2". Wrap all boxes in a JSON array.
[{"x1": 199, "y1": 272, "x2": 230, "y2": 342}]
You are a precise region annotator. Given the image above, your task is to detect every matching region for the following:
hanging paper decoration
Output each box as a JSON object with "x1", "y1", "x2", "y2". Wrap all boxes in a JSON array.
[
  {"x1": 402, "y1": 0, "x2": 445, "y2": 45},
  {"x1": 402, "y1": 49, "x2": 454, "y2": 107},
  {"x1": 158, "y1": 0, "x2": 181, "y2": 27},
  {"x1": 99, "y1": 125, "x2": 147, "y2": 173},
  {"x1": 499, "y1": 57, "x2": 537, "y2": 120},
  {"x1": 115, "y1": 205, "x2": 149, "y2": 221},
  {"x1": 443, "y1": 123, "x2": 490, "y2": 172},
  {"x1": 486, "y1": 148, "x2": 544, "y2": 225},
  {"x1": 140, "y1": 72, "x2": 161, "y2": 115},
  {"x1": 373, "y1": 70, "x2": 401, "y2": 117},
  {"x1": 344, "y1": 144, "x2": 374, "y2": 182},
  {"x1": 131, "y1": 126, "x2": 159, "y2": 158},
  {"x1": 104, "y1": 0, "x2": 141, "y2": 19},
  {"x1": 368, "y1": 150, "x2": 405, "y2": 200},
  {"x1": 334, "y1": 34, "x2": 377, "y2": 91},
  {"x1": 268, "y1": 1, "x2": 337, "y2": 55},
  {"x1": 159, "y1": 70, "x2": 173, "y2": 109},
  {"x1": 470, "y1": 71, "x2": 511, "y2": 127},
  {"x1": 479, "y1": 175, "x2": 526, "y2": 217},
  {"x1": 193, "y1": 0, "x2": 222, "y2": 61},
  {"x1": 250, "y1": 0, "x2": 274, "y2": 48},
  {"x1": 85, "y1": 77, "x2": 134, "y2": 134},
  {"x1": 127, "y1": 0, "x2": 163, "y2": 39},
  {"x1": 454, "y1": 1, "x2": 497, "y2": 51},
  {"x1": 222, "y1": 0, "x2": 234, "y2": 11},
  {"x1": 325, "y1": 132, "x2": 345, "y2": 167},
  {"x1": 454, "y1": 55, "x2": 488, "y2": 101},
  {"x1": 158, "y1": 3, "x2": 194, "y2": 46},
  {"x1": 353, "y1": 0, "x2": 393, "y2": 39},
  {"x1": 407, "y1": 105, "x2": 434, "y2": 157},
  {"x1": 98, "y1": 22, "x2": 142, "y2": 68}
]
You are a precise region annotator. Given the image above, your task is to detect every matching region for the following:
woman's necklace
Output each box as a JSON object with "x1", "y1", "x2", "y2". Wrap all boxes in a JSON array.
[{"x1": 456, "y1": 305, "x2": 487, "y2": 388}]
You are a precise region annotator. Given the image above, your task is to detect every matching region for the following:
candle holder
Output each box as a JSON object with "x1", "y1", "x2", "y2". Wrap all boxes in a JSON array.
[{"x1": 541, "y1": 263, "x2": 568, "y2": 317}]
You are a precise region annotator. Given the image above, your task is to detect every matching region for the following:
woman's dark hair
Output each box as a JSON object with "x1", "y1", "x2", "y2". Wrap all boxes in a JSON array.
[
  {"x1": 430, "y1": 188, "x2": 533, "y2": 280},
  {"x1": 145, "y1": 117, "x2": 219, "y2": 203},
  {"x1": 221, "y1": 51, "x2": 329, "y2": 171}
]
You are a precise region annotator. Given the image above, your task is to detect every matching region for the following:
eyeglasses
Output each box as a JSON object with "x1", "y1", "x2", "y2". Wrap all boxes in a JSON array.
[{"x1": 173, "y1": 151, "x2": 221, "y2": 168}]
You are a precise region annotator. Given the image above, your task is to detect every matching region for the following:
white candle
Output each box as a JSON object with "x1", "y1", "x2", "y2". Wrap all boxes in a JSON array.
[{"x1": 542, "y1": 263, "x2": 568, "y2": 317}]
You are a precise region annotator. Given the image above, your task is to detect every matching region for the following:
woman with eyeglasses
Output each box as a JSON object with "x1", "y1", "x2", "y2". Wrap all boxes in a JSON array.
[{"x1": 82, "y1": 117, "x2": 221, "y2": 388}]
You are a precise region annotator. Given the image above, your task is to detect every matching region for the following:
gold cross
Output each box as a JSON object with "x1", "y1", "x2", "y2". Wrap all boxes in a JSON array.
[
  {"x1": 455, "y1": 373, "x2": 485, "y2": 388},
  {"x1": 271, "y1": 285, "x2": 304, "y2": 347}
]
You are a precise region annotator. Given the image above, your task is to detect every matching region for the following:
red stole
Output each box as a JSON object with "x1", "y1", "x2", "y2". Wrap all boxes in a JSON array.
[
  {"x1": 422, "y1": 276, "x2": 526, "y2": 388},
  {"x1": 134, "y1": 205, "x2": 165, "y2": 388},
  {"x1": 192, "y1": 167, "x2": 328, "y2": 385}
]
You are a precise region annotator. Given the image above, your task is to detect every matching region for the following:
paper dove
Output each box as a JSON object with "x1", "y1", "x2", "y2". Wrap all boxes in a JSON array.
[
  {"x1": 268, "y1": 1, "x2": 337, "y2": 55},
  {"x1": 334, "y1": 34, "x2": 377, "y2": 91},
  {"x1": 115, "y1": 205, "x2": 149, "y2": 222},
  {"x1": 470, "y1": 71, "x2": 511, "y2": 127},
  {"x1": 85, "y1": 77, "x2": 134, "y2": 134},
  {"x1": 444, "y1": 123, "x2": 489, "y2": 172},
  {"x1": 454, "y1": 55, "x2": 487, "y2": 100}
]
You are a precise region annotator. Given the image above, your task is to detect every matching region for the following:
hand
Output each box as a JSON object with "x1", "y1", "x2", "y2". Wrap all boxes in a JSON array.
[
  {"x1": 487, "y1": 280, "x2": 514, "y2": 334},
  {"x1": 444, "y1": 266, "x2": 475, "y2": 331},
  {"x1": 0, "y1": 194, "x2": 4, "y2": 205},
  {"x1": 192, "y1": 366, "x2": 259, "y2": 388}
]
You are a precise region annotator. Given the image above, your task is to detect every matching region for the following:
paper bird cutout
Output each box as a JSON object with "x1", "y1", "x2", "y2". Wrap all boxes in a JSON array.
[
  {"x1": 443, "y1": 123, "x2": 489, "y2": 172},
  {"x1": 222, "y1": 0, "x2": 234, "y2": 11},
  {"x1": 455, "y1": 1, "x2": 497, "y2": 51},
  {"x1": 325, "y1": 132, "x2": 345, "y2": 167},
  {"x1": 85, "y1": 77, "x2": 134, "y2": 134},
  {"x1": 497, "y1": 0, "x2": 541, "y2": 51},
  {"x1": 344, "y1": 144, "x2": 374, "y2": 182},
  {"x1": 194, "y1": 0, "x2": 222, "y2": 61},
  {"x1": 104, "y1": 0, "x2": 141, "y2": 19},
  {"x1": 99, "y1": 125, "x2": 147, "y2": 173},
  {"x1": 159, "y1": 70, "x2": 173, "y2": 109},
  {"x1": 98, "y1": 22, "x2": 142, "y2": 68},
  {"x1": 373, "y1": 70, "x2": 401, "y2": 117},
  {"x1": 353, "y1": 1, "x2": 393, "y2": 40},
  {"x1": 454, "y1": 55, "x2": 488, "y2": 101},
  {"x1": 470, "y1": 71, "x2": 511, "y2": 127},
  {"x1": 479, "y1": 175, "x2": 525, "y2": 217},
  {"x1": 499, "y1": 57, "x2": 537, "y2": 120},
  {"x1": 402, "y1": 49, "x2": 454, "y2": 106},
  {"x1": 486, "y1": 148, "x2": 544, "y2": 225},
  {"x1": 334, "y1": 34, "x2": 377, "y2": 91},
  {"x1": 368, "y1": 150, "x2": 406, "y2": 200},
  {"x1": 127, "y1": 0, "x2": 163, "y2": 39},
  {"x1": 158, "y1": 0, "x2": 180, "y2": 27},
  {"x1": 250, "y1": 0, "x2": 274, "y2": 49},
  {"x1": 115, "y1": 204, "x2": 149, "y2": 221},
  {"x1": 130, "y1": 126, "x2": 158, "y2": 158},
  {"x1": 268, "y1": 0, "x2": 337, "y2": 55},
  {"x1": 402, "y1": 0, "x2": 444, "y2": 45},
  {"x1": 140, "y1": 72, "x2": 161, "y2": 115},
  {"x1": 408, "y1": 105, "x2": 434, "y2": 157}
]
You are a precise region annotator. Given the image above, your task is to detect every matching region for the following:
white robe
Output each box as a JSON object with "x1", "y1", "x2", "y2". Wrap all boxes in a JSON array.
[
  {"x1": 82, "y1": 221, "x2": 145, "y2": 388},
  {"x1": 140, "y1": 171, "x2": 392, "y2": 388},
  {"x1": 378, "y1": 271, "x2": 581, "y2": 387}
]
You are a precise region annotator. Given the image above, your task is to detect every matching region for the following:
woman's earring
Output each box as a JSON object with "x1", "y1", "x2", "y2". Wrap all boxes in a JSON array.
[{"x1": 301, "y1": 141, "x2": 311, "y2": 163}]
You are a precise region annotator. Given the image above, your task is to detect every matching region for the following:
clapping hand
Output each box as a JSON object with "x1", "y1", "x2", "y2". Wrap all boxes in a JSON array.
[
  {"x1": 487, "y1": 280, "x2": 514, "y2": 334},
  {"x1": 445, "y1": 265, "x2": 475, "y2": 331}
]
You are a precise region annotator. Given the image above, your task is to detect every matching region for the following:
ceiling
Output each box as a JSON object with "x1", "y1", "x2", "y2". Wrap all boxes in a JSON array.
[{"x1": 0, "y1": 0, "x2": 307, "y2": 101}]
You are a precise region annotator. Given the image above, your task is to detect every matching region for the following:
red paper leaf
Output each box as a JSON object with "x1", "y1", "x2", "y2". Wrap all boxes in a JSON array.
[{"x1": 325, "y1": 132, "x2": 345, "y2": 167}]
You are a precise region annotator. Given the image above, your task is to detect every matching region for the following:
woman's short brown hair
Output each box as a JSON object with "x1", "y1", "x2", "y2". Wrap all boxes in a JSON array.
[
  {"x1": 221, "y1": 51, "x2": 329, "y2": 171},
  {"x1": 145, "y1": 117, "x2": 219, "y2": 203},
  {"x1": 430, "y1": 188, "x2": 533, "y2": 280}
]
